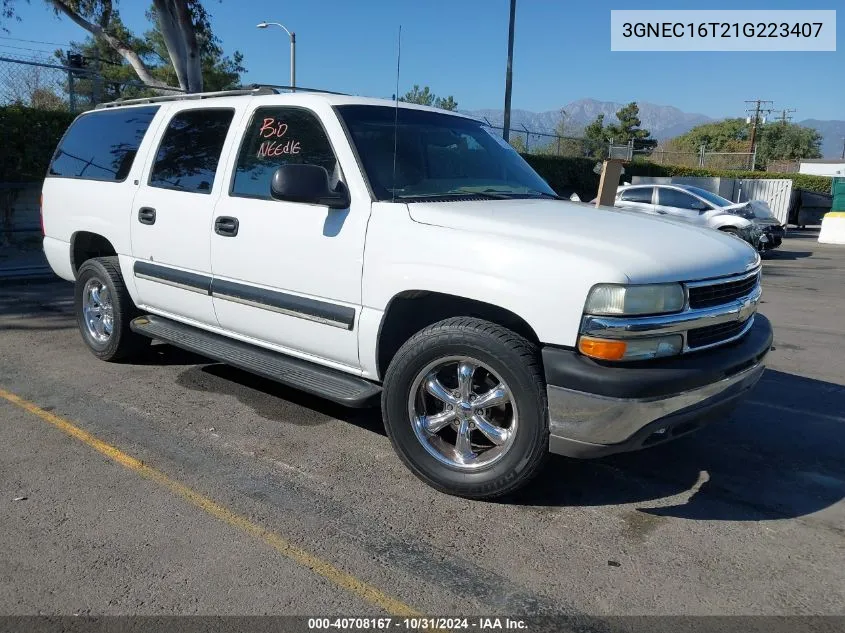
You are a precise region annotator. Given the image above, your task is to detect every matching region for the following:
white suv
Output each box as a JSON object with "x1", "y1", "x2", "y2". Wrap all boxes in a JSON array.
[{"x1": 42, "y1": 86, "x2": 772, "y2": 499}]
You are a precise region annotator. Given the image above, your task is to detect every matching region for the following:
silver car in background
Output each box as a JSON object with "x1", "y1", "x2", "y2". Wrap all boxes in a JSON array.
[{"x1": 614, "y1": 184, "x2": 785, "y2": 252}]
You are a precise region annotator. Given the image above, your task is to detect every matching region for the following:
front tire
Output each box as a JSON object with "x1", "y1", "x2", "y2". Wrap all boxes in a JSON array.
[
  {"x1": 382, "y1": 317, "x2": 549, "y2": 499},
  {"x1": 75, "y1": 256, "x2": 149, "y2": 361}
]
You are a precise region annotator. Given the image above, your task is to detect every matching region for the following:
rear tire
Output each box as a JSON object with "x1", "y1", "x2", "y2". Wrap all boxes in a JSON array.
[
  {"x1": 75, "y1": 256, "x2": 149, "y2": 361},
  {"x1": 382, "y1": 317, "x2": 549, "y2": 499}
]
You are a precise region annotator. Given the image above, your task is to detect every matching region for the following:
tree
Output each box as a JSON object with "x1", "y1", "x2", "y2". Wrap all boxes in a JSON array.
[
  {"x1": 401, "y1": 85, "x2": 434, "y2": 106},
  {"x1": 3, "y1": 0, "x2": 240, "y2": 93},
  {"x1": 667, "y1": 119, "x2": 750, "y2": 154},
  {"x1": 756, "y1": 124, "x2": 823, "y2": 164},
  {"x1": 401, "y1": 85, "x2": 458, "y2": 111},
  {"x1": 54, "y1": 14, "x2": 154, "y2": 104},
  {"x1": 435, "y1": 95, "x2": 458, "y2": 111},
  {"x1": 584, "y1": 113, "x2": 608, "y2": 159},
  {"x1": 540, "y1": 109, "x2": 584, "y2": 157},
  {"x1": 605, "y1": 102, "x2": 657, "y2": 155},
  {"x1": 509, "y1": 135, "x2": 526, "y2": 153},
  {"x1": 668, "y1": 118, "x2": 822, "y2": 166}
]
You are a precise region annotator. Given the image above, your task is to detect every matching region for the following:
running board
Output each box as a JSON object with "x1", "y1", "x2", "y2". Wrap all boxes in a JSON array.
[{"x1": 130, "y1": 315, "x2": 381, "y2": 407}]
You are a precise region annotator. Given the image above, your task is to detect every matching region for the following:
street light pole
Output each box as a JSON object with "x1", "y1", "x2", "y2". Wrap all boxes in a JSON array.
[
  {"x1": 257, "y1": 21, "x2": 296, "y2": 91},
  {"x1": 502, "y1": 0, "x2": 516, "y2": 143}
]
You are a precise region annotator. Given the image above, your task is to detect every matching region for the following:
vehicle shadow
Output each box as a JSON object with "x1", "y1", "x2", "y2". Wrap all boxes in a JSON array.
[
  {"x1": 176, "y1": 362, "x2": 386, "y2": 435},
  {"x1": 0, "y1": 280, "x2": 76, "y2": 331},
  {"x1": 514, "y1": 368, "x2": 845, "y2": 521},
  {"x1": 174, "y1": 350, "x2": 845, "y2": 522},
  {"x1": 762, "y1": 249, "x2": 813, "y2": 261},
  {"x1": 135, "y1": 342, "x2": 211, "y2": 366}
]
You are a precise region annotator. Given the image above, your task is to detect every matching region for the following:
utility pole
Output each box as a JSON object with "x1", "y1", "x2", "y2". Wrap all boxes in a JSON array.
[
  {"x1": 502, "y1": 0, "x2": 516, "y2": 142},
  {"x1": 840, "y1": 137, "x2": 845, "y2": 160},
  {"x1": 775, "y1": 108, "x2": 796, "y2": 125},
  {"x1": 745, "y1": 99, "x2": 774, "y2": 169}
]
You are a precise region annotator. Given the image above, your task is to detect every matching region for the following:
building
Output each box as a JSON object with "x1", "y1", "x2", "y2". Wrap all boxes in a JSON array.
[{"x1": 798, "y1": 159, "x2": 845, "y2": 177}]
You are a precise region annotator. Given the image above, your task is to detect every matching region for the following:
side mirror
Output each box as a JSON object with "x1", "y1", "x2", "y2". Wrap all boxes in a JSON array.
[{"x1": 270, "y1": 164, "x2": 350, "y2": 209}]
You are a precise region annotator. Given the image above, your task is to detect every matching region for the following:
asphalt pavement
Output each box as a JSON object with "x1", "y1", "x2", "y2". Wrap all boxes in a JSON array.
[{"x1": 0, "y1": 233, "x2": 843, "y2": 617}]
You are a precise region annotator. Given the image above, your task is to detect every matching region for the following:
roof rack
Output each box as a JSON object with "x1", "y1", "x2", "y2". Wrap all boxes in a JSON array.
[
  {"x1": 95, "y1": 84, "x2": 348, "y2": 109},
  {"x1": 251, "y1": 84, "x2": 350, "y2": 96}
]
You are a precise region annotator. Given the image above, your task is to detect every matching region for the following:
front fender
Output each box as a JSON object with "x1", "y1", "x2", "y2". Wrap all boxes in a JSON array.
[
  {"x1": 710, "y1": 215, "x2": 750, "y2": 231},
  {"x1": 362, "y1": 203, "x2": 626, "y2": 347}
]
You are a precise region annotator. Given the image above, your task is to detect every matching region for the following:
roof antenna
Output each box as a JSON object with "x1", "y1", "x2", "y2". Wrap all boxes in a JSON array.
[{"x1": 391, "y1": 25, "x2": 401, "y2": 203}]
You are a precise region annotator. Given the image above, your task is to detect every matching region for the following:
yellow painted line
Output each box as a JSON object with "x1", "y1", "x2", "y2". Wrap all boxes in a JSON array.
[
  {"x1": 0, "y1": 387, "x2": 420, "y2": 617},
  {"x1": 824, "y1": 211, "x2": 845, "y2": 218}
]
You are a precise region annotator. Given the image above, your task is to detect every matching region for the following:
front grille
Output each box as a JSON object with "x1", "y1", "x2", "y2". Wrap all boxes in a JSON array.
[
  {"x1": 687, "y1": 317, "x2": 751, "y2": 349},
  {"x1": 688, "y1": 272, "x2": 760, "y2": 309}
]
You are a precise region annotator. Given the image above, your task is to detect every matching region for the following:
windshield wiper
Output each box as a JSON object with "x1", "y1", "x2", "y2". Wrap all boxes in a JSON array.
[
  {"x1": 394, "y1": 188, "x2": 561, "y2": 201},
  {"x1": 394, "y1": 190, "x2": 512, "y2": 201},
  {"x1": 525, "y1": 190, "x2": 566, "y2": 200},
  {"x1": 450, "y1": 188, "x2": 514, "y2": 199},
  {"x1": 458, "y1": 188, "x2": 567, "y2": 200}
]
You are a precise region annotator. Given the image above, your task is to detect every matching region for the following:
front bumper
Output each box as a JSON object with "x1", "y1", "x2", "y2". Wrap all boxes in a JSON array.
[
  {"x1": 746, "y1": 222, "x2": 785, "y2": 250},
  {"x1": 762, "y1": 224, "x2": 785, "y2": 248},
  {"x1": 544, "y1": 314, "x2": 772, "y2": 458}
]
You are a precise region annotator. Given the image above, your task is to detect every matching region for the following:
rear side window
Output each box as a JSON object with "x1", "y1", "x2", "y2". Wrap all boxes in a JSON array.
[
  {"x1": 49, "y1": 106, "x2": 159, "y2": 182},
  {"x1": 619, "y1": 187, "x2": 653, "y2": 204},
  {"x1": 149, "y1": 108, "x2": 234, "y2": 194},
  {"x1": 231, "y1": 107, "x2": 338, "y2": 199}
]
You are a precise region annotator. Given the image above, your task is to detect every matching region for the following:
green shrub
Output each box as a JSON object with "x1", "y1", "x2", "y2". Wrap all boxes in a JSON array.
[
  {"x1": 0, "y1": 106, "x2": 76, "y2": 182},
  {"x1": 522, "y1": 155, "x2": 600, "y2": 200},
  {"x1": 623, "y1": 162, "x2": 831, "y2": 194},
  {"x1": 524, "y1": 154, "x2": 832, "y2": 197}
]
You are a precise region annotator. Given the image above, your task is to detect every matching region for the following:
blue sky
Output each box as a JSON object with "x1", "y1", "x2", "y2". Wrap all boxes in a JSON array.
[{"x1": 2, "y1": 0, "x2": 842, "y2": 120}]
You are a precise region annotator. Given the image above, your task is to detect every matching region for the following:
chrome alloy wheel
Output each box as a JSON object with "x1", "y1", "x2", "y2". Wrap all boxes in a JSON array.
[
  {"x1": 82, "y1": 278, "x2": 114, "y2": 343},
  {"x1": 408, "y1": 356, "x2": 518, "y2": 470}
]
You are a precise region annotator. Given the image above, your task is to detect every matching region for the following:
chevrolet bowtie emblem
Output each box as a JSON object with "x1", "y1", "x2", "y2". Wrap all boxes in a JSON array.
[{"x1": 737, "y1": 297, "x2": 756, "y2": 322}]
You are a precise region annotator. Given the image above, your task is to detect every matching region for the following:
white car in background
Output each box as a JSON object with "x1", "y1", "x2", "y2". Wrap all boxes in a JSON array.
[{"x1": 614, "y1": 184, "x2": 785, "y2": 252}]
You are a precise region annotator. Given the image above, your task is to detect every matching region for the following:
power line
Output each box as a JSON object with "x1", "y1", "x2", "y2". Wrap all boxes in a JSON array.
[
  {"x1": 745, "y1": 99, "x2": 774, "y2": 169},
  {"x1": 775, "y1": 108, "x2": 797, "y2": 125},
  {"x1": 0, "y1": 43, "x2": 60, "y2": 55},
  {"x1": 0, "y1": 35, "x2": 73, "y2": 47}
]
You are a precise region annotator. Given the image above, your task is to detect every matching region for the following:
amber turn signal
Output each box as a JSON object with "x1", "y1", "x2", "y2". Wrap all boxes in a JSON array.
[{"x1": 578, "y1": 337, "x2": 627, "y2": 361}]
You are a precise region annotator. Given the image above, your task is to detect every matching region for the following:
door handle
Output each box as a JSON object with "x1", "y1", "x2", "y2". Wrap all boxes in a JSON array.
[
  {"x1": 138, "y1": 207, "x2": 156, "y2": 225},
  {"x1": 214, "y1": 216, "x2": 239, "y2": 237}
]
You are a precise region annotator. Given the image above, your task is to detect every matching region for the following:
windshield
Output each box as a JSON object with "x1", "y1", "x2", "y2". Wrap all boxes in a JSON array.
[
  {"x1": 335, "y1": 105, "x2": 557, "y2": 201},
  {"x1": 681, "y1": 186, "x2": 733, "y2": 208}
]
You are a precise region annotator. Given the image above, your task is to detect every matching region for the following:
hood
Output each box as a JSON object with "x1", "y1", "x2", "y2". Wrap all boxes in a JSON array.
[
  {"x1": 711, "y1": 201, "x2": 781, "y2": 227},
  {"x1": 408, "y1": 199, "x2": 759, "y2": 283}
]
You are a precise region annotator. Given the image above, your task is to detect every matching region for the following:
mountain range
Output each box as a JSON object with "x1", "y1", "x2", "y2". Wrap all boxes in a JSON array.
[{"x1": 463, "y1": 99, "x2": 845, "y2": 158}]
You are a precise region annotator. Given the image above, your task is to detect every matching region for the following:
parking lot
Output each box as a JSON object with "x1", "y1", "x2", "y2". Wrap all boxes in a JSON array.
[{"x1": 1, "y1": 233, "x2": 843, "y2": 617}]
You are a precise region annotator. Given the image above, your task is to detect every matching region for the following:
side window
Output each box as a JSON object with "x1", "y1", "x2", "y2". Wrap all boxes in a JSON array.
[
  {"x1": 620, "y1": 187, "x2": 653, "y2": 204},
  {"x1": 231, "y1": 107, "x2": 338, "y2": 199},
  {"x1": 49, "y1": 106, "x2": 159, "y2": 182},
  {"x1": 149, "y1": 108, "x2": 234, "y2": 194},
  {"x1": 658, "y1": 188, "x2": 705, "y2": 210}
]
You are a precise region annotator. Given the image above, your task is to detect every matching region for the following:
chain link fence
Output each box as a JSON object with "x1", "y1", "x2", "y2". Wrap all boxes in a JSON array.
[
  {"x1": 0, "y1": 53, "x2": 182, "y2": 112},
  {"x1": 482, "y1": 121, "x2": 757, "y2": 170},
  {"x1": 481, "y1": 123, "x2": 598, "y2": 158},
  {"x1": 612, "y1": 139, "x2": 756, "y2": 170}
]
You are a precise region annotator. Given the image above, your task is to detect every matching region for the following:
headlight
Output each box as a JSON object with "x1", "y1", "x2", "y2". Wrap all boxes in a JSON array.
[
  {"x1": 585, "y1": 283, "x2": 685, "y2": 316},
  {"x1": 579, "y1": 334, "x2": 683, "y2": 361}
]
